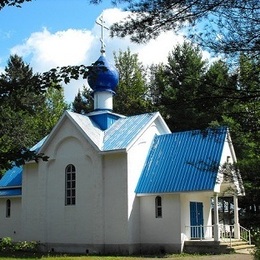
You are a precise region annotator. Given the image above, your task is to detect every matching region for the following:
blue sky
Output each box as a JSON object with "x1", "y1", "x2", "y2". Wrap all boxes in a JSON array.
[
  {"x1": 0, "y1": 0, "x2": 112, "y2": 64},
  {"x1": 0, "y1": 0, "x2": 188, "y2": 102}
]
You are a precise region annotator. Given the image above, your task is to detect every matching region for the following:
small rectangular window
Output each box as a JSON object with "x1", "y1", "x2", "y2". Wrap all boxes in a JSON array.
[
  {"x1": 6, "y1": 199, "x2": 11, "y2": 218},
  {"x1": 155, "y1": 196, "x2": 162, "y2": 218}
]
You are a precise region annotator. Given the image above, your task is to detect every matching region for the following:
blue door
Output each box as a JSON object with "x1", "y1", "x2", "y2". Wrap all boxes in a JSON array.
[{"x1": 190, "y1": 202, "x2": 204, "y2": 239}]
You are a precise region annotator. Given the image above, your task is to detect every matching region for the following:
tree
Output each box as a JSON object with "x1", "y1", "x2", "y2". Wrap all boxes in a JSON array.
[
  {"x1": 31, "y1": 85, "x2": 69, "y2": 140},
  {"x1": 196, "y1": 60, "x2": 237, "y2": 126},
  {"x1": 211, "y1": 54, "x2": 260, "y2": 229},
  {"x1": 72, "y1": 86, "x2": 93, "y2": 114},
  {"x1": 150, "y1": 42, "x2": 208, "y2": 131},
  {"x1": 0, "y1": 55, "x2": 68, "y2": 171},
  {"x1": 113, "y1": 48, "x2": 152, "y2": 115},
  {"x1": 108, "y1": 0, "x2": 259, "y2": 56},
  {"x1": 0, "y1": 0, "x2": 31, "y2": 9}
]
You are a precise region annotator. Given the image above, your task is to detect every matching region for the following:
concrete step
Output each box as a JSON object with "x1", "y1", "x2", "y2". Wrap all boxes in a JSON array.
[
  {"x1": 234, "y1": 245, "x2": 255, "y2": 255},
  {"x1": 184, "y1": 240, "x2": 255, "y2": 255},
  {"x1": 223, "y1": 240, "x2": 255, "y2": 255},
  {"x1": 232, "y1": 244, "x2": 255, "y2": 249},
  {"x1": 222, "y1": 241, "x2": 250, "y2": 246}
]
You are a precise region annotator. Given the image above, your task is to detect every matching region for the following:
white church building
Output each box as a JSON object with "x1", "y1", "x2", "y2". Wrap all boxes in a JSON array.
[{"x1": 0, "y1": 31, "x2": 245, "y2": 254}]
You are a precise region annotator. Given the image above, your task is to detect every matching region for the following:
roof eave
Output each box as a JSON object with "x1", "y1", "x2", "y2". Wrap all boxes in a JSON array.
[
  {"x1": 99, "y1": 148, "x2": 126, "y2": 154},
  {"x1": 136, "y1": 189, "x2": 214, "y2": 196},
  {"x1": 0, "y1": 195, "x2": 22, "y2": 198},
  {"x1": 0, "y1": 186, "x2": 21, "y2": 189}
]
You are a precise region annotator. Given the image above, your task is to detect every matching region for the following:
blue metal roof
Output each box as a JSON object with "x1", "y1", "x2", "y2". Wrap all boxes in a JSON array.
[
  {"x1": 0, "y1": 166, "x2": 22, "y2": 187},
  {"x1": 89, "y1": 112, "x2": 121, "y2": 131},
  {"x1": 103, "y1": 113, "x2": 157, "y2": 151},
  {"x1": 135, "y1": 128, "x2": 227, "y2": 194},
  {"x1": 30, "y1": 135, "x2": 48, "y2": 152},
  {"x1": 0, "y1": 188, "x2": 22, "y2": 196},
  {"x1": 0, "y1": 137, "x2": 48, "y2": 197},
  {"x1": 0, "y1": 167, "x2": 22, "y2": 197}
]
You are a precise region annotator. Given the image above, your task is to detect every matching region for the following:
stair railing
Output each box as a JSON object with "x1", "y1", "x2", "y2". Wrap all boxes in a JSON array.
[{"x1": 240, "y1": 226, "x2": 251, "y2": 245}]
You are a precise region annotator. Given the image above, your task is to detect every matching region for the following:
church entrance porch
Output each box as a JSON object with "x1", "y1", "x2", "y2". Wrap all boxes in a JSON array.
[{"x1": 184, "y1": 193, "x2": 250, "y2": 243}]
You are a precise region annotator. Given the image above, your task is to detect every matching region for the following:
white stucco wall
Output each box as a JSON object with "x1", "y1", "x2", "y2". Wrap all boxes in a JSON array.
[
  {"x1": 103, "y1": 153, "x2": 128, "y2": 244},
  {"x1": 140, "y1": 194, "x2": 181, "y2": 244},
  {"x1": 0, "y1": 197, "x2": 21, "y2": 241},
  {"x1": 21, "y1": 162, "x2": 44, "y2": 241},
  {"x1": 127, "y1": 120, "x2": 171, "y2": 248},
  {"x1": 22, "y1": 117, "x2": 104, "y2": 246}
]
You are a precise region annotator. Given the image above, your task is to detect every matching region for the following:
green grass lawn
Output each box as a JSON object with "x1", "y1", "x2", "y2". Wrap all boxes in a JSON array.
[
  {"x1": 0, "y1": 253, "x2": 252, "y2": 260},
  {"x1": 0, "y1": 253, "x2": 197, "y2": 260}
]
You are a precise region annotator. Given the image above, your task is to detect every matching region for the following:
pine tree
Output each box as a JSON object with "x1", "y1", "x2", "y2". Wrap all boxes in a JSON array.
[
  {"x1": 113, "y1": 48, "x2": 152, "y2": 115},
  {"x1": 0, "y1": 55, "x2": 68, "y2": 171}
]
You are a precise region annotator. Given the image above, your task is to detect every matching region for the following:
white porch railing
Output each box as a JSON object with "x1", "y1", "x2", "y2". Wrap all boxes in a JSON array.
[
  {"x1": 185, "y1": 225, "x2": 214, "y2": 240},
  {"x1": 185, "y1": 224, "x2": 251, "y2": 245}
]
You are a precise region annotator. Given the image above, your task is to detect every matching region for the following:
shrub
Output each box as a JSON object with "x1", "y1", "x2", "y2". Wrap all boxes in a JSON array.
[
  {"x1": 15, "y1": 240, "x2": 38, "y2": 251},
  {"x1": 0, "y1": 237, "x2": 14, "y2": 252},
  {"x1": 251, "y1": 228, "x2": 260, "y2": 260},
  {"x1": 0, "y1": 237, "x2": 38, "y2": 253}
]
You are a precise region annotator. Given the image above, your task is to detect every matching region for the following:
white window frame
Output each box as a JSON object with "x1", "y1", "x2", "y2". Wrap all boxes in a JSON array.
[{"x1": 65, "y1": 164, "x2": 76, "y2": 206}]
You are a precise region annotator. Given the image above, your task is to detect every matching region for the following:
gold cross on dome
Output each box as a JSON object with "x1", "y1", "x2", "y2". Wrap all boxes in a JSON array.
[{"x1": 96, "y1": 15, "x2": 109, "y2": 54}]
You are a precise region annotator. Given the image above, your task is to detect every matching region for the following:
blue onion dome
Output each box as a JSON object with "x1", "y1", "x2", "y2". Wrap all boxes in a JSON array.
[{"x1": 88, "y1": 55, "x2": 119, "y2": 94}]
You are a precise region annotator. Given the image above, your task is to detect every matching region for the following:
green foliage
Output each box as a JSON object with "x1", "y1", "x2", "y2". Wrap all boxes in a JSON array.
[
  {"x1": 212, "y1": 54, "x2": 260, "y2": 230},
  {"x1": 0, "y1": 0, "x2": 32, "y2": 9},
  {"x1": 251, "y1": 229, "x2": 260, "y2": 260},
  {"x1": 150, "y1": 42, "x2": 225, "y2": 131},
  {"x1": 0, "y1": 237, "x2": 38, "y2": 252},
  {"x1": 14, "y1": 240, "x2": 38, "y2": 252},
  {"x1": 113, "y1": 48, "x2": 153, "y2": 115},
  {"x1": 0, "y1": 237, "x2": 13, "y2": 252},
  {"x1": 109, "y1": 0, "x2": 259, "y2": 57},
  {"x1": 72, "y1": 87, "x2": 93, "y2": 114},
  {"x1": 0, "y1": 55, "x2": 68, "y2": 171}
]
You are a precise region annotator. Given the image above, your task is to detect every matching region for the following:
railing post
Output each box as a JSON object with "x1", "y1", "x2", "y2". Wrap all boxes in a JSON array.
[
  {"x1": 230, "y1": 230, "x2": 232, "y2": 247},
  {"x1": 200, "y1": 225, "x2": 202, "y2": 241}
]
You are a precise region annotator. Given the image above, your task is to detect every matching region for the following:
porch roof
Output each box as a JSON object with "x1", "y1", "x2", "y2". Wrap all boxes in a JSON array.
[{"x1": 135, "y1": 128, "x2": 227, "y2": 194}]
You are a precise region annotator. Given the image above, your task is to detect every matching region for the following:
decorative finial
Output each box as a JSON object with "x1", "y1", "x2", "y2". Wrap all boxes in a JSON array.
[{"x1": 96, "y1": 15, "x2": 109, "y2": 55}]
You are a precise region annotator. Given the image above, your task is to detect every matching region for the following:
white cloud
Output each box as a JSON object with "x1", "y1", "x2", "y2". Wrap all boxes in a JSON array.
[
  {"x1": 11, "y1": 28, "x2": 96, "y2": 102},
  {"x1": 11, "y1": 28, "x2": 95, "y2": 71},
  {"x1": 10, "y1": 8, "x2": 187, "y2": 102}
]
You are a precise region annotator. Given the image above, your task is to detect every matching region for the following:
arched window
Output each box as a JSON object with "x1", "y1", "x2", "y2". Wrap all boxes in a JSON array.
[
  {"x1": 6, "y1": 199, "x2": 11, "y2": 218},
  {"x1": 155, "y1": 196, "x2": 162, "y2": 218},
  {"x1": 65, "y1": 164, "x2": 76, "y2": 205}
]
